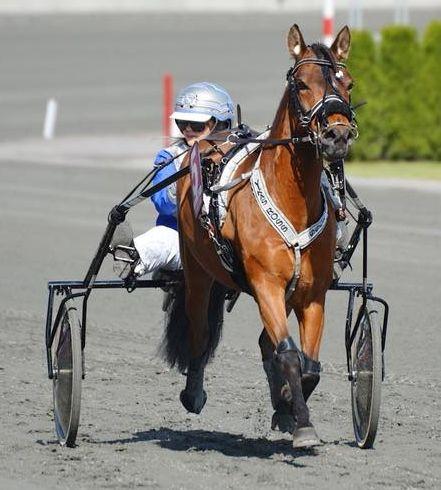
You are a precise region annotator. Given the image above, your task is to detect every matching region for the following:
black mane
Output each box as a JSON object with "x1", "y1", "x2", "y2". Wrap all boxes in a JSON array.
[{"x1": 311, "y1": 43, "x2": 337, "y2": 71}]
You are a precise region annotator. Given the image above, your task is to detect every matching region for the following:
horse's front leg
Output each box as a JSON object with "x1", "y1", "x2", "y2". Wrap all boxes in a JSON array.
[
  {"x1": 253, "y1": 277, "x2": 320, "y2": 448},
  {"x1": 259, "y1": 329, "x2": 295, "y2": 434},
  {"x1": 179, "y1": 246, "x2": 213, "y2": 415},
  {"x1": 294, "y1": 297, "x2": 325, "y2": 402}
]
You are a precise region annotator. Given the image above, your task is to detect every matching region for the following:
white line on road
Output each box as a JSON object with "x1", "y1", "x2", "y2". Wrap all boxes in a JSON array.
[
  {"x1": 374, "y1": 223, "x2": 441, "y2": 238},
  {"x1": 349, "y1": 176, "x2": 441, "y2": 193}
]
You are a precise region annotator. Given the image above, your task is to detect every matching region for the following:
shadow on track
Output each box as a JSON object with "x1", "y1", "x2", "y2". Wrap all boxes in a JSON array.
[{"x1": 99, "y1": 427, "x2": 320, "y2": 463}]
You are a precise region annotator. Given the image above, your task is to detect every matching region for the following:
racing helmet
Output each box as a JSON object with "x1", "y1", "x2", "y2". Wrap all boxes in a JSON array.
[{"x1": 170, "y1": 82, "x2": 235, "y2": 128}]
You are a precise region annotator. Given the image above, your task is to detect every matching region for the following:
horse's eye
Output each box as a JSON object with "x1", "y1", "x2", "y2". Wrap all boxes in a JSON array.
[
  {"x1": 295, "y1": 79, "x2": 308, "y2": 91},
  {"x1": 348, "y1": 82, "x2": 354, "y2": 91}
]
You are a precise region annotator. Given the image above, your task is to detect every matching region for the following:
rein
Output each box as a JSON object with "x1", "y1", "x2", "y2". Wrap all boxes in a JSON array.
[{"x1": 203, "y1": 131, "x2": 313, "y2": 147}]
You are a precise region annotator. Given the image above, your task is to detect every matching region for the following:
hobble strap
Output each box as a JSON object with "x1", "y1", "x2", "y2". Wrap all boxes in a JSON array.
[
  {"x1": 273, "y1": 339, "x2": 321, "y2": 377},
  {"x1": 274, "y1": 336, "x2": 299, "y2": 355},
  {"x1": 301, "y1": 352, "x2": 321, "y2": 375}
]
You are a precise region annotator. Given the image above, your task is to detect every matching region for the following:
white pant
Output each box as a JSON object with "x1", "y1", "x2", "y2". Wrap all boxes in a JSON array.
[{"x1": 133, "y1": 225, "x2": 181, "y2": 276}]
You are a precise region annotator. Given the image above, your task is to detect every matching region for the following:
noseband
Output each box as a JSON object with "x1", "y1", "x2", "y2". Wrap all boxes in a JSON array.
[{"x1": 286, "y1": 46, "x2": 358, "y2": 146}]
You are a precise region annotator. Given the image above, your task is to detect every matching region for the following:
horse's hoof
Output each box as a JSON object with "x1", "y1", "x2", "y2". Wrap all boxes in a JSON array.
[
  {"x1": 271, "y1": 411, "x2": 296, "y2": 434},
  {"x1": 180, "y1": 389, "x2": 207, "y2": 414},
  {"x1": 292, "y1": 426, "x2": 322, "y2": 449}
]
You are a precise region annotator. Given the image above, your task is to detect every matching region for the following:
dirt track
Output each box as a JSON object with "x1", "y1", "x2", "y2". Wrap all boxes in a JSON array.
[
  {"x1": 1, "y1": 158, "x2": 440, "y2": 489},
  {"x1": 2, "y1": 12, "x2": 441, "y2": 488},
  {"x1": 1, "y1": 306, "x2": 440, "y2": 489}
]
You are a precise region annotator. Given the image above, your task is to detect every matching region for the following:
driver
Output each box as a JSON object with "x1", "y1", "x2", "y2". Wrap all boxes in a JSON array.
[{"x1": 132, "y1": 82, "x2": 235, "y2": 277}]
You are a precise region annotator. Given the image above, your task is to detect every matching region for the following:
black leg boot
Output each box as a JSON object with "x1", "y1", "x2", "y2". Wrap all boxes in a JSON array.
[{"x1": 301, "y1": 353, "x2": 321, "y2": 402}]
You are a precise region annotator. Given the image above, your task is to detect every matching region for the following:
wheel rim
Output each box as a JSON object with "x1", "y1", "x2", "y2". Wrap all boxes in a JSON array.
[
  {"x1": 352, "y1": 320, "x2": 373, "y2": 438},
  {"x1": 351, "y1": 303, "x2": 382, "y2": 448},
  {"x1": 52, "y1": 304, "x2": 82, "y2": 446}
]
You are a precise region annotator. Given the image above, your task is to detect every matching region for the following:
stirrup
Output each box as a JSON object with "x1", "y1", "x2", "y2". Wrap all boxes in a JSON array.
[{"x1": 111, "y1": 245, "x2": 139, "y2": 279}]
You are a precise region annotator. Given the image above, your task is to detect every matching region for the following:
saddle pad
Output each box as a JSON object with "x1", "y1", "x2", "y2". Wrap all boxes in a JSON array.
[{"x1": 214, "y1": 129, "x2": 270, "y2": 226}]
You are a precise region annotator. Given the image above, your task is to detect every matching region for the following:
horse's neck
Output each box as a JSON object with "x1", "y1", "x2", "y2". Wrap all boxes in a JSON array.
[{"x1": 262, "y1": 88, "x2": 323, "y2": 229}]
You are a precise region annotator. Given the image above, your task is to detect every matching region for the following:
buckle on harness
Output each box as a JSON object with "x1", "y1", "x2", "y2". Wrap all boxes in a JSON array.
[{"x1": 227, "y1": 133, "x2": 240, "y2": 144}]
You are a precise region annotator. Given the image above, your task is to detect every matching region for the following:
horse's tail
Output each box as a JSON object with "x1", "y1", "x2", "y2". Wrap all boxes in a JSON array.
[
  {"x1": 204, "y1": 281, "x2": 227, "y2": 364},
  {"x1": 160, "y1": 280, "x2": 226, "y2": 373}
]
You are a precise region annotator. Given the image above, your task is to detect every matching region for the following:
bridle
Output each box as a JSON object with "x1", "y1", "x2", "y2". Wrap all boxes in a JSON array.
[
  {"x1": 202, "y1": 45, "x2": 358, "y2": 155},
  {"x1": 286, "y1": 46, "x2": 358, "y2": 151}
]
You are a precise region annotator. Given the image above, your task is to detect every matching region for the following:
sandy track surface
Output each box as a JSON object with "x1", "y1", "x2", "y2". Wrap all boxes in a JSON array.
[
  {"x1": 2, "y1": 11, "x2": 441, "y2": 488},
  {"x1": 1, "y1": 156, "x2": 441, "y2": 489},
  {"x1": 1, "y1": 306, "x2": 440, "y2": 489}
]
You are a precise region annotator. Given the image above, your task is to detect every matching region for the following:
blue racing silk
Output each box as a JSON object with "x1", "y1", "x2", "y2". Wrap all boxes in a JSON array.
[{"x1": 150, "y1": 142, "x2": 188, "y2": 230}]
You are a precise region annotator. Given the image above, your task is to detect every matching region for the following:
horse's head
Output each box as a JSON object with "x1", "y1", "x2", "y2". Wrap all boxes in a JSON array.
[{"x1": 286, "y1": 24, "x2": 357, "y2": 161}]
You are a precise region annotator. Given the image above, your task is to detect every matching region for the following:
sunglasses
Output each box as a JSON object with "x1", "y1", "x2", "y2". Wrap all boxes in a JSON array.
[{"x1": 175, "y1": 119, "x2": 208, "y2": 133}]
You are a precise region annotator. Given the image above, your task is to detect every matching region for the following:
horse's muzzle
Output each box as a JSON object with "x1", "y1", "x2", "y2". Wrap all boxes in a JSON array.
[{"x1": 319, "y1": 124, "x2": 357, "y2": 161}]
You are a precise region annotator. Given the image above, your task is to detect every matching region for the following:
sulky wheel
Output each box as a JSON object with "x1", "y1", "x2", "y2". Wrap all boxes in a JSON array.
[
  {"x1": 52, "y1": 300, "x2": 82, "y2": 447},
  {"x1": 350, "y1": 300, "x2": 382, "y2": 449}
]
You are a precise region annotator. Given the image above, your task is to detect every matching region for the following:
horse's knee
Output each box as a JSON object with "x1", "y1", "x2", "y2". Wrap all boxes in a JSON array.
[{"x1": 301, "y1": 353, "x2": 321, "y2": 402}]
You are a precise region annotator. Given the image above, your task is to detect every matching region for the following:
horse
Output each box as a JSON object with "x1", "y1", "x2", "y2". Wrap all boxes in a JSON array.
[{"x1": 161, "y1": 24, "x2": 356, "y2": 449}]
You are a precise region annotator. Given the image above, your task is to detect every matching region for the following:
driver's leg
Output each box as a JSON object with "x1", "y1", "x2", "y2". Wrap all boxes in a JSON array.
[{"x1": 133, "y1": 225, "x2": 181, "y2": 276}]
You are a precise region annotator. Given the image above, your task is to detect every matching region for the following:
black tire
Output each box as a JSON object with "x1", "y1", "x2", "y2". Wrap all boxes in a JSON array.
[
  {"x1": 52, "y1": 300, "x2": 82, "y2": 447},
  {"x1": 350, "y1": 301, "x2": 382, "y2": 449}
]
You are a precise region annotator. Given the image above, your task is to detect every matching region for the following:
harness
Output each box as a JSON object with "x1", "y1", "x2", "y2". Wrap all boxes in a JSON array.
[
  {"x1": 148, "y1": 45, "x2": 359, "y2": 299},
  {"x1": 197, "y1": 46, "x2": 358, "y2": 298},
  {"x1": 250, "y1": 154, "x2": 329, "y2": 297},
  {"x1": 286, "y1": 45, "x2": 358, "y2": 149}
]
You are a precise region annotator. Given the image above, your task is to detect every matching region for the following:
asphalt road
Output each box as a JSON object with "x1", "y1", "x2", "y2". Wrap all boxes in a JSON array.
[{"x1": 1, "y1": 11, "x2": 441, "y2": 490}]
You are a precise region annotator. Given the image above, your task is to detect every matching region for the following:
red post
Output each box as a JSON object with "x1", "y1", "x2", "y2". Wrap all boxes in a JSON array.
[
  {"x1": 162, "y1": 73, "x2": 173, "y2": 146},
  {"x1": 322, "y1": 0, "x2": 334, "y2": 47}
]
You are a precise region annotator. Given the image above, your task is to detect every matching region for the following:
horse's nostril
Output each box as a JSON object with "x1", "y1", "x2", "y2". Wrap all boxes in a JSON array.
[
  {"x1": 341, "y1": 128, "x2": 351, "y2": 142},
  {"x1": 326, "y1": 129, "x2": 337, "y2": 140},
  {"x1": 325, "y1": 127, "x2": 351, "y2": 144}
]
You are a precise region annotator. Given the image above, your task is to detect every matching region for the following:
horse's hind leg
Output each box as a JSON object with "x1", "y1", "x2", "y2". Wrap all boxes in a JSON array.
[
  {"x1": 179, "y1": 246, "x2": 220, "y2": 415},
  {"x1": 180, "y1": 355, "x2": 207, "y2": 414},
  {"x1": 259, "y1": 330, "x2": 295, "y2": 434}
]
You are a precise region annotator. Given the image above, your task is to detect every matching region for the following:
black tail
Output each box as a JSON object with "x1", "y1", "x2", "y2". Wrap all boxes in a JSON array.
[{"x1": 160, "y1": 280, "x2": 226, "y2": 373}]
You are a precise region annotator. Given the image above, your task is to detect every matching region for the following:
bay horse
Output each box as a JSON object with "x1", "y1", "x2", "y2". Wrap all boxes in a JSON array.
[{"x1": 162, "y1": 24, "x2": 355, "y2": 448}]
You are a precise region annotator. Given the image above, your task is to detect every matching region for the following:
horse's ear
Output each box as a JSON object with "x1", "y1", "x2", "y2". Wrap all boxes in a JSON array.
[
  {"x1": 331, "y1": 26, "x2": 351, "y2": 61},
  {"x1": 287, "y1": 24, "x2": 306, "y2": 61}
]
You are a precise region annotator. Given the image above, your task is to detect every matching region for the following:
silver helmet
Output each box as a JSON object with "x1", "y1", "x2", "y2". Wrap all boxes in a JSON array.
[{"x1": 170, "y1": 82, "x2": 235, "y2": 125}]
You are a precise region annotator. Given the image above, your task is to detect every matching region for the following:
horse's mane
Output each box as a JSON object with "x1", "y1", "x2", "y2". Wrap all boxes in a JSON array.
[{"x1": 310, "y1": 43, "x2": 337, "y2": 72}]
